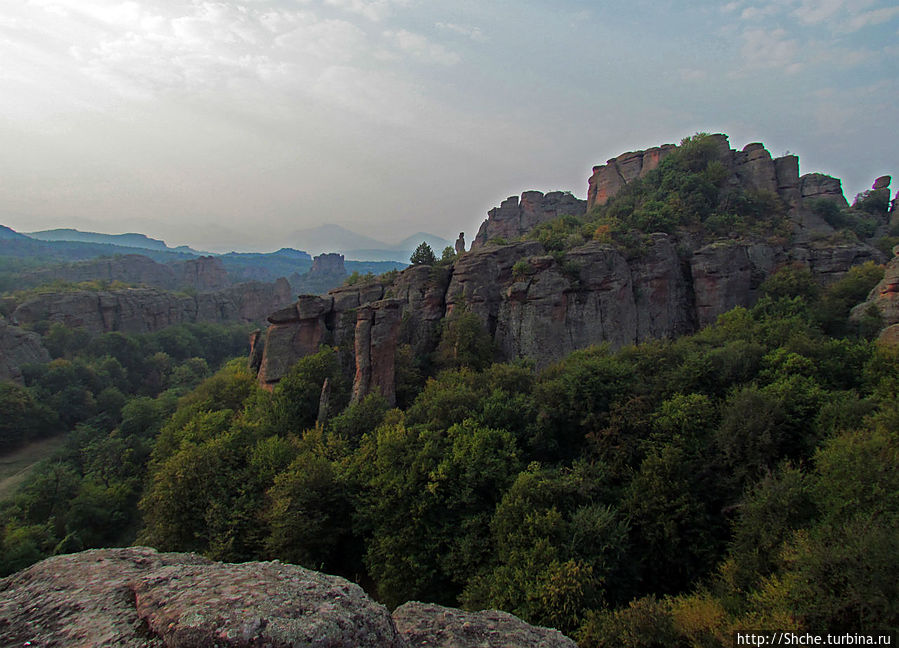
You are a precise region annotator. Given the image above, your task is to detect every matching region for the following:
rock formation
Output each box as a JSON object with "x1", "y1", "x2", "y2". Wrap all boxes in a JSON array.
[
  {"x1": 0, "y1": 547, "x2": 575, "y2": 648},
  {"x1": 455, "y1": 232, "x2": 466, "y2": 254},
  {"x1": 471, "y1": 191, "x2": 587, "y2": 249},
  {"x1": 586, "y1": 135, "x2": 858, "y2": 240},
  {"x1": 851, "y1": 245, "x2": 899, "y2": 343},
  {"x1": 587, "y1": 143, "x2": 678, "y2": 208},
  {"x1": 19, "y1": 254, "x2": 231, "y2": 292},
  {"x1": 171, "y1": 255, "x2": 230, "y2": 291},
  {"x1": 311, "y1": 252, "x2": 346, "y2": 276},
  {"x1": 254, "y1": 137, "x2": 890, "y2": 394},
  {"x1": 392, "y1": 601, "x2": 577, "y2": 648},
  {"x1": 0, "y1": 317, "x2": 50, "y2": 383},
  {"x1": 11, "y1": 278, "x2": 292, "y2": 336},
  {"x1": 798, "y1": 172, "x2": 849, "y2": 208}
]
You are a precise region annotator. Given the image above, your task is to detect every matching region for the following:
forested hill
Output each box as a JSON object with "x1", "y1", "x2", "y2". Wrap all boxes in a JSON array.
[{"x1": 0, "y1": 133, "x2": 897, "y2": 646}]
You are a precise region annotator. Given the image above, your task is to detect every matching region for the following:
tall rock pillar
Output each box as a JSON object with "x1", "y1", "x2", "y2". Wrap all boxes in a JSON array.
[{"x1": 351, "y1": 299, "x2": 405, "y2": 405}]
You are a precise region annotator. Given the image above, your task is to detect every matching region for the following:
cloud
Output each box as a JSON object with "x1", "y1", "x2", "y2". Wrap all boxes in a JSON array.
[
  {"x1": 436, "y1": 21, "x2": 486, "y2": 42},
  {"x1": 383, "y1": 29, "x2": 460, "y2": 65},
  {"x1": 847, "y1": 5, "x2": 899, "y2": 30},
  {"x1": 739, "y1": 4, "x2": 782, "y2": 20},
  {"x1": 739, "y1": 27, "x2": 802, "y2": 73},
  {"x1": 323, "y1": 0, "x2": 410, "y2": 22}
]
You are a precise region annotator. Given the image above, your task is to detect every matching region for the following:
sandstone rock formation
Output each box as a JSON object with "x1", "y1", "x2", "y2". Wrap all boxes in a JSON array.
[
  {"x1": 586, "y1": 135, "x2": 854, "y2": 240},
  {"x1": 11, "y1": 278, "x2": 292, "y2": 336},
  {"x1": 171, "y1": 255, "x2": 230, "y2": 291},
  {"x1": 471, "y1": 191, "x2": 586, "y2": 249},
  {"x1": 0, "y1": 317, "x2": 50, "y2": 383},
  {"x1": 255, "y1": 136, "x2": 889, "y2": 395},
  {"x1": 799, "y1": 173, "x2": 849, "y2": 208},
  {"x1": 0, "y1": 548, "x2": 576, "y2": 648},
  {"x1": 851, "y1": 245, "x2": 899, "y2": 342},
  {"x1": 19, "y1": 254, "x2": 231, "y2": 292},
  {"x1": 587, "y1": 144, "x2": 678, "y2": 208},
  {"x1": 392, "y1": 601, "x2": 577, "y2": 648},
  {"x1": 311, "y1": 252, "x2": 346, "y2": 275}
]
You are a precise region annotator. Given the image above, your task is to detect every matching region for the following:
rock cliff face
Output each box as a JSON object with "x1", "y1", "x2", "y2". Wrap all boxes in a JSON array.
[
  {"x1": 0, "y1": 547, "x2": 574, "y2": 648},
  {"x1": 851, "y1": 245, "x2": 899, "y2": 343},
  {"x1": 471, "y1": 191, "x2": 587, "y2": 249},
  {"x1": 19, "y1": 254, "x2": 230, "y2": 292},
  {"x1": 586, "y1": 135, "x2": 856, "y2": 241},
  {"x1": 11, "y1": 278, "x2": 292, "y2": 336},
  {"x1": 0, "y1": 317, "x2": 50, "y2": 383},
  {"x1": 255, "y1": 137, "x2": 890, "y2": 395}
]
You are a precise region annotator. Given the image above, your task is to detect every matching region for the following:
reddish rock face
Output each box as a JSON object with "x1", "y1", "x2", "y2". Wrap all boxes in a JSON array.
[
  {"x1": 851, "y1": 247, "x2": 899, "y2": 336},
  {"x1": 471, "y1": 191, "x2": 587, "y2": 249},
  {"x1": 352, "y1": 299, "x2": 404, "y2": 405},
  {"x1": 586, "y1": 144, "x2": 679, "y2": 209}
]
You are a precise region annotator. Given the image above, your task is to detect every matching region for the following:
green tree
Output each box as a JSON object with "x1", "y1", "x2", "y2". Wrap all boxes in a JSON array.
[{"x1": 410, "y1": 241, "x2": 437, "y2": 265}]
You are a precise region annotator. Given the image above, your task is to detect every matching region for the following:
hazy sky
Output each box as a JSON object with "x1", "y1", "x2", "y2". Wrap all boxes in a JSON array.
[{"x1": 1, "y1": 0, "x2": 897, "y2": 253}]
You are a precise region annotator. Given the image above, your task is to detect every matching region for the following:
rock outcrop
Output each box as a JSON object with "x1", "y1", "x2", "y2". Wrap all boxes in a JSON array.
[
  {"x1": 392, "y1": 601, "x2": 577, "y2": 648},
  {"x1": 799, "y1": 172, "x2": 849, "y2": 208},
  {"x1": 587, "y1": 143, "x2": 678, "y2": 208},
  {"x1": 0, "y1": 317, "x2": 50, "y2": 383},
  {"x1": 471, "y1": 191, "x2": 586, "y2": 249},
  {"x1": 255, "y1": 136, "x2": 890, "y2": 393},
  {"x1": 171, "y1": 255, "x2": 230, "y2": 291},
  {"x1": 0, "y1": 548, "x2": 575, "y2": 648},
  {"x1": 11, "y1": 278, "x2": 292, "y2": 336},
  {"x1": 19, "y1": 254, "x2": 231, "y2": 292},
  {"x1": 851, "y1": 245, "x2": 899, "y2": 342}
]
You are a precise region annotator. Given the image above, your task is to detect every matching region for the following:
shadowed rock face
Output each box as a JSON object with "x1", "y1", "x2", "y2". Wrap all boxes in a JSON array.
[
  {"x1": 0, "y1": 318, "x2": 50, "y2": 383},
  {"x1": 471, "y1": 191, "x2": 587, "y2": 249},
  {"x1": 19, "y1": 254, "x2": 230, "y2": 292},
  {"x1": 11, "y1": 279, "x2": 292, "y2": 336},
  {"x1": 0, "y1": 548, "x2": 576, "y2": 648}
]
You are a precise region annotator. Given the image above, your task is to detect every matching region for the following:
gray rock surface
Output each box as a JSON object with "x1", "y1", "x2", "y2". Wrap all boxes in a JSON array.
[
  {"x1": 472, "y1": 191, "x2": 586, "y2": 249},
  {"x1": 11, "y1": 279, "x2": 292, "y2": 336},
  {"x1": 393, "y1": 601, "x2": 577, "y2": 648},
  {"x1": 0, "y1": 548, "x2": 578, "y2": 648},
  {"x1": 0, "y1": 317, "x2": 50, "y2": 383}
]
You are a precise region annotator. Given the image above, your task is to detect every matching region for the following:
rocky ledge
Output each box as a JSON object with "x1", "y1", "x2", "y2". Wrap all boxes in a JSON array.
[{"x1": 0, "y1": 547, "x2": 576, "y2": 648}]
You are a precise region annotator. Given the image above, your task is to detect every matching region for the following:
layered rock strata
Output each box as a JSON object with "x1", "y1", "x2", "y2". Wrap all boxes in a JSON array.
[
  {"x1": 256, "y1": 137, "x2": 890, "y2": 395},
  {"x1": 0, "y1": 548, "x2": 574, "y2": 648},
  {"x1": 20, "y1": 254, "x2": 230, "y2": 292},
  {"x1": 11, "y1": 278, "x2": 292, "y2": 336},
  {"x1": 471, "y1": 191, "x2": 586, "y2": 249}
]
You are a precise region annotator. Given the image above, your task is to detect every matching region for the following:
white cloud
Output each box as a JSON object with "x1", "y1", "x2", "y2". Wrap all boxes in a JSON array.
[
  {"x1": 436, "y1": 21, "x2": 486, "y2": 42},
  {"x1": 847, "y1": 5, "x2": 899, "y2": 30},
  {"x1": 383, "y1": 29, "x2": 460, "y2": 65},
  {"x1": 323, "y1": 0, "x2": 410, "y2": 22},
  {"x1": 738, "y1": 27, "x2": 802, "y2": 73}
]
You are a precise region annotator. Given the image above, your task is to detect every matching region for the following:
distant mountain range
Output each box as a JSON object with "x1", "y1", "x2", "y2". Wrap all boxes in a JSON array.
[
  {"x1": 288, "y1": 225, "x2": 451, "y2": 262},
  {"x1": 18, "y1": 225, "x2": 451, "y2": 263},
  {"x1": 27, "y1": 229, "x2": 203, "y2": 255}
]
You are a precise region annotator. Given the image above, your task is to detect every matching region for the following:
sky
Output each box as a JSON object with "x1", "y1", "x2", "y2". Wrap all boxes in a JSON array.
[{"x1": 1, "y1": 0, "x2": 897, "y2": 253}]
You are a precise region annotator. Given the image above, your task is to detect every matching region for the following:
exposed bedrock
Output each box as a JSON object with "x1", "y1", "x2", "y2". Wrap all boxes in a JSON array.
[
  {"x1": 0, "y1": 548, "x2": 576, "y2": 648},
  {"x1": 11, "y1": 278, "x2": 291, "y2": 336}
]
